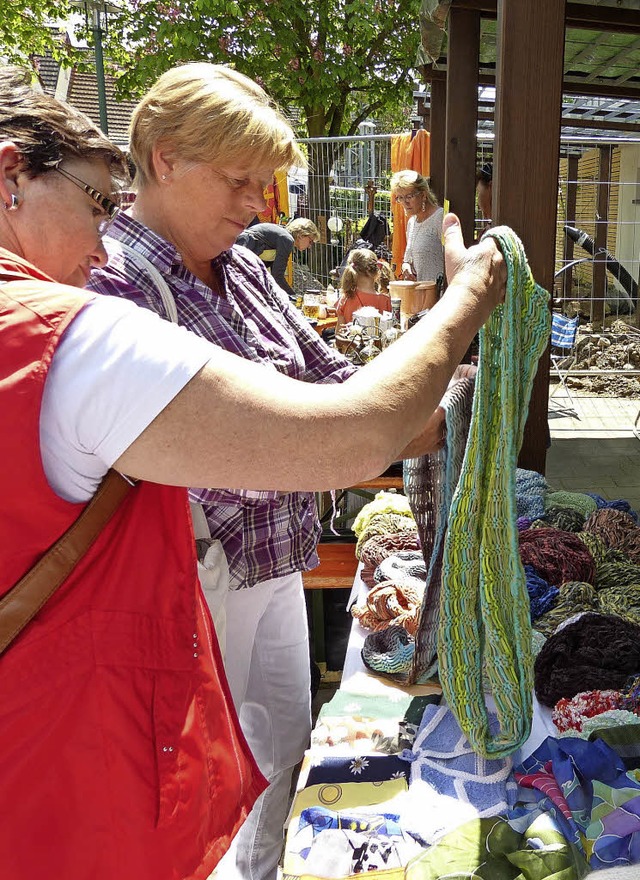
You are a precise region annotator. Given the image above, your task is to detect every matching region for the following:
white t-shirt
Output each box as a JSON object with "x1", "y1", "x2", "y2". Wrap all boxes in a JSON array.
[{"x1": 40, "y1": 296, "x2": 215, "y2": 503}]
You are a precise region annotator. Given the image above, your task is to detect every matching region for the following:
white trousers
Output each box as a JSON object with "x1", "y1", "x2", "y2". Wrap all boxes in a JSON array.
[{"x1": 215, "y1": 572, "x2": 312, "y2": 880}]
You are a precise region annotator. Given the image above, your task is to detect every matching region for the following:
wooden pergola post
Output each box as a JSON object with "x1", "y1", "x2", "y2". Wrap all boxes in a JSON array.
[
  {"x1": 562, "y1": 154, "x2": 580, "y2": 301},
  {"x1": 429, "y1": 72, "x2": 447, "y2": 205},
  {"x1": 592, "y1": 144, "x2": 612, "y2": 328},
  {"x1": 445, "y1": 7, "x2": 480, "y2": 245},
  {"x1": 493, "y1": 0, "x2": 566, "y2": 474}
]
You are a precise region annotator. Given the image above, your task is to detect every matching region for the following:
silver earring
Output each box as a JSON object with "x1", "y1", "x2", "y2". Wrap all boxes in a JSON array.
[
  {"x1": 161, "y1": 174, "x2": 167, "y2": 181},
  {"x1": 3, "y1": 194, "x2": 18, "y2": 210}
]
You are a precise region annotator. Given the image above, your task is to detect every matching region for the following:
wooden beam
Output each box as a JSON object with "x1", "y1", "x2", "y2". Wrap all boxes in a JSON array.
[
  {"x1": 562, "y1": 155, "x2": 579, "y2": 301},
  {"x1": 449, "y1": 0, "x2": 640, "y2": 34},
  {"x1": 444, "y1": 6, "x2": 480, "y2": 245},
  {"x1": 429, "y1": 77, "x2": 447, "y2": 204},
  {"x1": 477, "y1": 109, "x2": 640, "y2": 134},
  {"x1": 592, "y1": 144, "x2": 612, "y2": 328},
  {"x1": 493, "y1": 0, "x2": 566, "y2": 474},
  {"x1": 423, "y1": 66, "x2": 640, "y2": 101}
]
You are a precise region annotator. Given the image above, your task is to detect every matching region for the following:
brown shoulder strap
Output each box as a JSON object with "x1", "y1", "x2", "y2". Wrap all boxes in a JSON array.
[{"x1": 0, "y1": 469, "x2": 133, "y2": 655}]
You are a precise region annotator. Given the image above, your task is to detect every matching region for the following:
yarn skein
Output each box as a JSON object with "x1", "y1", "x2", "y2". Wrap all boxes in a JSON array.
[
  {"x1": 534, "y1": 612, "x2": 640, "y2": 706},
  {"x1": 582, "y1": 508, "x2": 637, "y2": 550},
  {"x1": 542, "y1": 506, "x2": 585, "y2": 532},
  {"x1": 519, "y1": 528, "x2": 595, "y2": 586}
]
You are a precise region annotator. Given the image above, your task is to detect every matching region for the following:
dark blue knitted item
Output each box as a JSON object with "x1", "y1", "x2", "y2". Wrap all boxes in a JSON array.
[{"x1": 524, "y1": 564, "x2": 559, "y2": 621}]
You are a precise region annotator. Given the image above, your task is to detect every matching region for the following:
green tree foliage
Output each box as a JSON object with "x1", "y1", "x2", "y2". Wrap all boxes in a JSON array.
[
  {"x1": 0, "y1": 1, "x2": 78, "y2": 66},
  {"x1": 102, "y1": 0, "x2": 421, "y2": 137}
]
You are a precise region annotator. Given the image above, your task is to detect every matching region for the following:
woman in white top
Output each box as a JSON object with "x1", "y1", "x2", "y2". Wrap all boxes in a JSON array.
[{"x1": 391, "y1": 170, "x2": 444, "y2": 283}]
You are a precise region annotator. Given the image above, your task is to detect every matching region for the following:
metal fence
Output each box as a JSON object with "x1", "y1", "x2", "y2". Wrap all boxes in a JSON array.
[
  {"x1": 476, "y1": 134, "x2": 640, "y2": 397},
  {"x1": 289, "y1": 131, "x2": 640, "y2": 395},
  {"x1": 289, "y1": 134, "x2": 394, "y2": 291}
]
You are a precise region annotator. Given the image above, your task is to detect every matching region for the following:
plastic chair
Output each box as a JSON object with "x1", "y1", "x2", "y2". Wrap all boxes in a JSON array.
[{"x1": 549, "y1": 312, "x2": 580, "y2": 413}]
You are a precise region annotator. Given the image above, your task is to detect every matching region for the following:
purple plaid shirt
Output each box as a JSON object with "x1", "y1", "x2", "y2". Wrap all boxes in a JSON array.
[{"x1": 87, "y1": 212, "x2": 356, "y2": 589}]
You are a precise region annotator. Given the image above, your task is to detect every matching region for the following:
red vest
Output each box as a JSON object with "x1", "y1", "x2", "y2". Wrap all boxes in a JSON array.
[{"x1": 0, "y1": 252, "x2": 266, "y2": 880}]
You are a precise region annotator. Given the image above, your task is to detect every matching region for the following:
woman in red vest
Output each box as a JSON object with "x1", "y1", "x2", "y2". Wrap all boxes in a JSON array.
[{"x1": 0, "y1": 66, "x2": 504, "y2": 880}]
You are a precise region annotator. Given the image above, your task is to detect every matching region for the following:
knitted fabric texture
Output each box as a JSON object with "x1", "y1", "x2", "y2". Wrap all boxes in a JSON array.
[
  {"x1": 519, "y1": 527, "x2": 596, "y2": 586},
  {"x1": 373, "y1": 551, "x2": 427, "y2": 586},
  {"x1": 361, "y1": 624, "x2": 415, "y2": 676},
  {"x1": 543, "y1": 490, "x2": 596, "y2": 518},
  {"x1": 619, "y1": 529, "x2": 640, "y2": 565},
  {"x1": 598, "y1": 584, "x2": 640, "y2": 624},
  {"x1": 587, "y1": 493, "x2": 638, "y2": 523},
  {"x1": 582, "y1": 508, "x2": 638, "y2": 550},
  {"x1": 533, "y1": 581, "x2": 598, "y2": 637},
  {"x1": 400, "y1": 704, "x2": 518, "y2": 818},
  {"x1": 542, "y1": 506, "x2": 585, "y2": 532},
  {"x1": 552, "y1": 689, "x2": 622, "y2": 732},
  {"x1": 515, "y1": 468, "x2": 549, "y2": 521},
  {"x1": 360, "y1": 531, "x2": 421, "y2": 588},
  {"x1": 405, "y1": 377, "x2": 475, "y2": 683},
  {"x1": 352, "y1": 491, "x2": 413, "y2": 537},
  {"x1": 524, "y1": 564, "x2": 559, "y2": 621},
  {"x1": 579, "y1": 710, "x2": 640, "y2": 738},
  {"x1": 576, "y1": 532, "x2": 608, "y2": 565},
  {"x1": 355, "y1": 514, "x2": 417, "y2": 560},
  {"x1": 438, "y1": 226, "x2": 550, "y2": 758},
  {"x1": 595, "y1": 560, "x2": 640, "y2": 590},
  {"x1": 534, "y1": 612, "x2": 640, "y2": 706},
  {"x1": 351, "y1": 580, "x2": 423, "y2": 635}
]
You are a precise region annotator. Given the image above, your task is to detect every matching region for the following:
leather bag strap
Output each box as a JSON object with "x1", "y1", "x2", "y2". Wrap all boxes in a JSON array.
[{"x1": 0, "y1": 469, "x2": 133, "y2": 655}]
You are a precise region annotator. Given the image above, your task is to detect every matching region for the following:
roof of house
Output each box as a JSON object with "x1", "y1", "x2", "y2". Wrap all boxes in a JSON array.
[
  {"x1": 66, "y1": 62, "x2": 137, "y2": 145},
  {"x1": 35, "y1": 48, "x2": 136, "y2": 146}
]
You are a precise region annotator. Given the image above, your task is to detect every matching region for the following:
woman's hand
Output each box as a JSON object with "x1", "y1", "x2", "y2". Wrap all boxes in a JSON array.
[
  {"x1": 401, "y1": 262, "x2": 416, "y2": 281},
  {"x1": 442, "y1": 213, "x2": 506, "y2": 310}
]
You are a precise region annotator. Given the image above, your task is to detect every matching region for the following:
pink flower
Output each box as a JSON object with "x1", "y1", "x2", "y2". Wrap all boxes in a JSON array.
[
  {"x1": 288, "y1": 57, "x2": 300, "y2": 70},
  {"x1": 313, "y1": 49, "x2": 324, "y2": 62}
]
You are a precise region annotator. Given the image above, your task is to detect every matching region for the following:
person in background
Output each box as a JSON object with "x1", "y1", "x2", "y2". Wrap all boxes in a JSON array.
[
  {"x1": 377, "y1": 256, "x2": 394, "y2": 296},
  {"x1": 336, "y1": 247, "x2": 392, "y2": 329},
  {"x1": 237, "y1": 217, "x2": 320, "y2": 299},
  {"x1": 0, "y1": 63, "x2": 506, "y2": 880},
  {"x1": 391, "y1": 170, "x2": 444, "y2": 283},
  {"x1": 476, "y1": 161, "x2": 493, "y2": 224}
]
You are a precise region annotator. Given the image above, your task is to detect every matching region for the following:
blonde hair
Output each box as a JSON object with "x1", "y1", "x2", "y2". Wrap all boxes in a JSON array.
[
  {"x1": 390, "y1": 170, "x2": 438, "y2": 208},
  {"x1": 286, "y1": 217, "x2": 320, "y2": 243},
  {"x1": 129, "y1": 63, "x2": 306, "y2": 187},
  {"x1": 340, "y1": 248, "x2": 379, "y2": 299}
]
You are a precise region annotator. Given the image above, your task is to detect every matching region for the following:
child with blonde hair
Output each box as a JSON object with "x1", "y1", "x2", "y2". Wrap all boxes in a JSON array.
[{"x1": 336, "y1": 248, "x2": 393, "y2": 329}]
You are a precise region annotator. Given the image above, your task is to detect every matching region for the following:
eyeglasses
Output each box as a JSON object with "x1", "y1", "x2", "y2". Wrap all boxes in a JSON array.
[
  {"x1": 394, "y1": 191, "x2": 419, "y2": 205},
  {"x1": 55, "y1": 167, "x2": 120, "y2": 236}
]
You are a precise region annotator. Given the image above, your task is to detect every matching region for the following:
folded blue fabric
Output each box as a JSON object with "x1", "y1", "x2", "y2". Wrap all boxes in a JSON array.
[{"x1": 401, "y1": 703, "x2": 518, "y2": 814}]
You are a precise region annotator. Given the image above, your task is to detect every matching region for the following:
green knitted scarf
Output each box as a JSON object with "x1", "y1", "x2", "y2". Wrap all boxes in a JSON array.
[{"x1": 439, "y1": 226, "x2": 550, "y2": 758}]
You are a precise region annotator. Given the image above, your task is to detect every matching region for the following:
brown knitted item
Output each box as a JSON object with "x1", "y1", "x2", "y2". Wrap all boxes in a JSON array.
[
  {"x1": 582, "y1": 508, "x2": 637, "y2": 550},
  {"x1": 519, "y1": 528, "x2": 596, "y2": 586},
  {"x1": 360, "y1": 531, "x2": 421, "y2": 587},
  {"x1": 534, "y1": 612, "x2": 640, "y2": 706}
]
